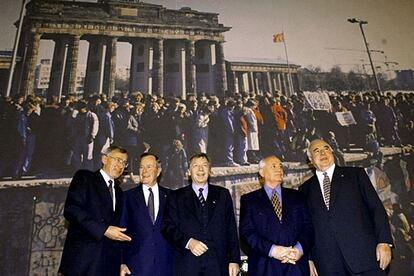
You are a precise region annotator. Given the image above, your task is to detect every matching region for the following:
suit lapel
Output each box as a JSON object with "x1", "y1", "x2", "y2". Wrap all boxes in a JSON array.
[
  {"x1": 258, "y1": 187, "x2": 281, "y2": 222},
  {"x1": 114, "y1": 180, "x2": 123, "y2": 215},
  {"x1": 309, "y1": 174, "x2": 328, "y2": 211},
  {"x1": 154, "y1": 186, "x2": 168, "y2": 226},
  {"x1": 134, "y1": 184, "x2": 153, "y2": 225},
  {"x1": 207, "y1": 185, "x2": 219, "y2": 223},
  {"x1": 183, "y1": 185, "x2": 200, "y2": 223},
  {"x1": 281, "y1": 187, "x2": 290, "y2": 224},
  {"x1": 329, "y1": 166, "x2": 344, "y2": 209},
  {"x1": 94, "y1": 171, "x2": 113, "y2": 216}
]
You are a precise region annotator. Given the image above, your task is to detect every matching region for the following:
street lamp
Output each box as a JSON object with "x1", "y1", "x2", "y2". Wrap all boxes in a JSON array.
[{"x1": 348, "y1": 18, "x2": 382, "y2": 94}]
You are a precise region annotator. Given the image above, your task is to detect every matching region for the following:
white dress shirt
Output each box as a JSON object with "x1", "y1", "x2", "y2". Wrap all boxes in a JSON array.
[{"x1": 143, "y1": 183, "x2": 160, "y2": 221}]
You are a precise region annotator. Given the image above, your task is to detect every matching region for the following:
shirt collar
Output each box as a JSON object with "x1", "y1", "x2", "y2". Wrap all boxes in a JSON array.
[
  {"x1": 192, "y1": 182, "x2": 208, "y2": 195},
  {"x1": 315, "y1": 163, "x2": 336, "y2": 180},
  {"x1": 143, "y1": 183, "x2": 159, "y2": 192},
  {"x1": 263, "y1": 184, "x2": 282, "y2": 199},
  {"x1": 100, "y1": 169, "x2": 114, "y2": 187}
]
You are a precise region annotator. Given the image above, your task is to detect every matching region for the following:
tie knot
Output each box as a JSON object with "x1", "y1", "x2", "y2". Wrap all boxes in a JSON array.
[
  {"x1": 148, "y1": 187, "x2": 152, "y2": 192},
  {"x1": 323, "y1": 172, "x2": 328, "y2": 177},
  {"x1": 108, "y1": 180, "x2": 113, "y2": 187},
  {"x1": 199, "y1": 188, "x2": 204, "y2": 193}
]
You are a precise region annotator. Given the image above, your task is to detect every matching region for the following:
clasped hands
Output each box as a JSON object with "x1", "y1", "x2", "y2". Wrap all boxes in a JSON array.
[{"x1": 271, "y1": 245, "x2": 302, "y2": 264}]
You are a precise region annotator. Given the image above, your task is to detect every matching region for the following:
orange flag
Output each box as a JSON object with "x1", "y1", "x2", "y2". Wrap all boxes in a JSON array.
[{"x1": 273, "y1": 33, "x2": 284, "y2": 43}]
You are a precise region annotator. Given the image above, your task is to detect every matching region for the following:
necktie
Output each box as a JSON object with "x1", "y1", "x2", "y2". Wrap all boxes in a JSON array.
[
  {"x1": 271, "y1": 190, "x2": 282, "y2": 221},
  {"x1": 198, "y1": 188, "x2": 206, "y2": 207},
  {"x1": 148, "y1": 187, "x2": 155, "y2": 223},
  {"x1": 323, "y1": 172, "x2": 331, "y2": 209},
  {"x1": 108, "y1": 180, "x2": 114, "y2": 202}
]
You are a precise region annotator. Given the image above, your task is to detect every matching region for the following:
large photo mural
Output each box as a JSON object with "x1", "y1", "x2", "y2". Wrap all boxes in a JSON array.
[{"x1": 0, "y1": 0, "x2": 413, "y2": 275}]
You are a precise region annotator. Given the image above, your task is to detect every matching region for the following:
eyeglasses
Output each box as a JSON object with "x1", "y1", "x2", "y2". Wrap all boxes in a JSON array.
[
  {"x1": 312, "y1": 145, "x2": 332, "y2": 156},
  {"x1": 106, "y1": 155, "x2": 128, "y2": 168}
]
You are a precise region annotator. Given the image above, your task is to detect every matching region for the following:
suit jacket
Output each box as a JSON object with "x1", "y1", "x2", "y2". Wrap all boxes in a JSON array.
[
  {"x1": 120, "y1": 184, "x2": 172, "y2": 276},
  {"x1": 239, "y1": 187, "x2": 314, "y2": 276},
  {"x1": 299, "y1": 166, "x2": 393, "y2": 275},
  {"x1": 162, "y1": 184, "x2": 240, "y2": 276},
  {"x1": 59, "y1": 170, "x2": 123, "y2": 276}
]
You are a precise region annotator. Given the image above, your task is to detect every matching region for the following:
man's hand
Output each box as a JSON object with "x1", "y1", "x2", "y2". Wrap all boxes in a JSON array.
[
  {"x1": 271, "y1": 246, "x2": 294, "y2": 262},
  {"x1": 228, "y1": 262, "x2": 239, "y2": 276},
  {"x1": 376, "y1": 243, "x2": 392, "y2": 270},
  {"x1": 120, "y1": 264, "x2": 131, "y2": 276},
  {"x1": 283, "y1": 247, "x2": 303, "y2": 263},
  {"x1": 309, "y1": 260, "x2": 318, "y2": 276},
  {"x1": 188, "y1": 238, "x2": 208, "y2": 256},
  {"x1": 104, "y1": 226, "x2": 132, "y2": 241}
]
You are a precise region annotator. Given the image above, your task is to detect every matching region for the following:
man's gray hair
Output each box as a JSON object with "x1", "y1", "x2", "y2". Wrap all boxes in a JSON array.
[
  {"x1": 140, "y1": 152, "x2": 162, "y2": 169},
  {"x1": 102, "y1": 145, "x2": 127, "y2": 156},
  {"x1": 258, "y1": 159, "x2": 266, "y2": 169}
]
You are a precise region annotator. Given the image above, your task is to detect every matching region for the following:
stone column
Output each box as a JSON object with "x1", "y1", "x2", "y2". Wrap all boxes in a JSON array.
[
  {"x1": 248, "y1": 71, "x2": 255, "y2": 93},
  {"x1": 103, "y1": 37, "x2": 117, "y2": 99},
  {"x1": 254, "y1": 73, "x2": 260, "y2": 94},
  {"x1": 232, "y1": 71, "x2": 238, "y2": 94},
  {"x1": 277, "y1": 73, "x2": 282, "y2": 93},
  {"x1": 272, "y1": 74, "x2": 278, "y2": 94},
  {"x1": 282, "y1": 73, "x2": 289, "y2": 95},
  {"x1": 186, "y1": 40, "x2": 196, "y2": 96},
  {"x1": 62, "y1": 34, "x2": 80, "y2": 96},
  {"x1": 84, "y1": 37, "x2": 105, "y2": 97},
  {"x1": 49, "y1": 37, "x2": 68, "y2": 98},
  {"x1": 180, "y1": 43, "x2": 186, "y2": 99},
  {"x1": 20, "y1": 32, "x2": 41, "y2": 96},
  {"x1": 215, "y1": 42, "x2": 227, "y2": 97},
  {"x1": 266, "y1": 71, "x2": 273, "y2": 94},
  {"x1": 153, "y1": 39, "x2": 164, "y2": 97},
  {"x1": 239, "y1": 72, "x2": 246, "y2": 93},
  {"x1": 12, "y1": 38, "x2": 28, "y2": 96}
]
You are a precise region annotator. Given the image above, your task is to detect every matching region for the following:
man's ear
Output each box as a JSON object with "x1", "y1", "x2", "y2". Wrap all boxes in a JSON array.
[
  {"x1": 258, "y1": 168, "x2": 264, "y2": 178},
  {"x1": 187, "y1": 169, "x2": 191, "y2": 177},
  {"x1": 157, "y1": 168, "x2": 162, "y2": 177},
  {"x1": 101, "y1": 155, "x2": 107, "y2": 165}
]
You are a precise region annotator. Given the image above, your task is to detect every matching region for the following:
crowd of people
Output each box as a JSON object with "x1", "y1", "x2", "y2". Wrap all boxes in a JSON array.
[{"x1": 0, "y1": 90, "x2": 413, "y2": 185}]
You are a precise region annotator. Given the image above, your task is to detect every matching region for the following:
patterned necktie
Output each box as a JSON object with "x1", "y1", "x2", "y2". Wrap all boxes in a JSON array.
[
  {"x1": 108, "y1": 180, "x2": 114, "y2": 201},
  {"x1": 323, "y1": 172, "x2": 331, "y2": 209},
  {"x1": 198, "y1": 188, "x2": 206, "y2": 207},
  {"x1": 148, "y1": 187, "x2": 155, "y2": 223},
  {"x1": 108, "y1": 180, "x2": 114, "y2": 211},
  {"x1": 271, "y1": 190, "x2": 282, "y2": 221}
]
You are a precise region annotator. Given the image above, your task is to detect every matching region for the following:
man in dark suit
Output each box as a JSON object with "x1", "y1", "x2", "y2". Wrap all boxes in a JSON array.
[
  {"x1": 299, "y1": 139, "x2": 393, "y2": 276},
  {"x1": 239, "y1": 155, "x2": 314, "y2": 276},
  {"x1": 162, "y1": 153, "x2": 240, "y2": 276},
  {"x1": 120, "y1": 153, "x2": 172, "y2": 276},
  {"x1": 59, "y1": 145, "x2": 132, "y2": 276}
]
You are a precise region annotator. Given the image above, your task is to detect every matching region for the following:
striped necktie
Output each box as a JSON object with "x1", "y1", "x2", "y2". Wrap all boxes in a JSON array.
[
  {"x1": 323, "y1": 172, "x2": 331, "y2": 209},
  {"x1": 271, "y1": 190, "x2": 282, "y2": 221},
  {"x1": 198, "y1": 188, "x2": 206, "y2": 207}
]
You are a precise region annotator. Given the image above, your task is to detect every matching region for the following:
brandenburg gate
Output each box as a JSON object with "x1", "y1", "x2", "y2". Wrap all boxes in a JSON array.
[{"x1": 13, "y1": 0, "x2": 230, "y2": 99}]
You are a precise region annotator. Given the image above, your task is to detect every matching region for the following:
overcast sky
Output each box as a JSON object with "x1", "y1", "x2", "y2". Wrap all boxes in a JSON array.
[{"x1": 1, "y1": 0, "x2": 413, "y2": 72}]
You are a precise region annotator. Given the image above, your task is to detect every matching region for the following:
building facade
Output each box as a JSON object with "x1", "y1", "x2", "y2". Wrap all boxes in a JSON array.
[
  {"x1": 10, "y1": 0, "x2": 229, "y2": 99},
  {"x1": 8, "y1": 0, "x2": 297, "y2": 99}
]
